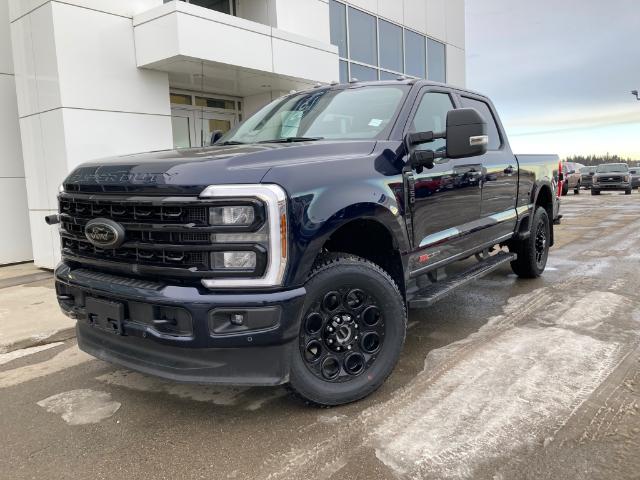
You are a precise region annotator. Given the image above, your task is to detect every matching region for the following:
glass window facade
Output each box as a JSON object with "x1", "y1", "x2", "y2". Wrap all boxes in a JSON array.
[
  {"x1": 404, "y1": 30, "x2": 426, "y2": 79},
  {"x1": 330, "y1": 0, "x2": 348, "y2": 58},
  {"x1": 348, "y1": 8, "x2": 377, "y2": 66},
  {"x1": 379, "y1": 20, "x2": 403, "y2": 74},
  {"x1": 427, "y1": 38, "x2": 446, "y2": 83},
  {"x1": 328, "y1": 0, "x2": 446, "y2": 83}
]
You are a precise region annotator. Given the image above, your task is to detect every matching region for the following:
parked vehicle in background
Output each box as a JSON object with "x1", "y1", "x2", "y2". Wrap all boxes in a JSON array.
[
  {"x1": 50, "y1": 80, "x2": 561, "y2": 406},
  {"x1": 592, "y1": 163, "x2": 632, "y2": 195},
  {"x1": 579, "y1": 166, "x2": 597, "y2": 189},
  {"x1": 629, "y1": 167, "x2": 640, "y2": 189},
  {"x1": 561, "y1": 161, "x2": 585, "y2": 195}
]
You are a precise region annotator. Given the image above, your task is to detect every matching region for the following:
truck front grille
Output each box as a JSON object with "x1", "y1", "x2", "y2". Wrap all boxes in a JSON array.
[
  {"x1": 58, "y1": 193, "x2": 263, "y2": 279},
  {"x1": 599, "y1": 176, "x2": 622, "y2": 183}
]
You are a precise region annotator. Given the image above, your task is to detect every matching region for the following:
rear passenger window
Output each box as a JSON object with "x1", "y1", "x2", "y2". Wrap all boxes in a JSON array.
[{"x1": 460, "y1": 97, "x2": 501, "y2": 150}]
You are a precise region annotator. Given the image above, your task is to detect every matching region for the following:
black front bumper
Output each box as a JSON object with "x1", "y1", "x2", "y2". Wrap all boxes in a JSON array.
[
  {"x1": 55, "y1": 263, "x2": 306, "y2": 386},
  {"x1": 592, "y1": 183, "x2": 631, "y2": 191}
]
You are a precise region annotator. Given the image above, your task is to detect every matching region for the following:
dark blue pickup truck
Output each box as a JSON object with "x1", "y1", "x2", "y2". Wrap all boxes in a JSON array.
[{"x1": 51, "y1": 80, "x2": 560, "y2": 406}]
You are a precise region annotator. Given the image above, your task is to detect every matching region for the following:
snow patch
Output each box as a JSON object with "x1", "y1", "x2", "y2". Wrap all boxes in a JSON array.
[
  {"x1": 96, "y1": 370, "x2": 247, "y2": 405},
  {"x1": 371, "y1": 326, "x2": 621, "y2": 479},
  {"x1": 0, "y1": 342, "x2": 63, "y2": 366},
  {"x1": 0, "y1": 346, "x2": 92, "y2": 388},
  {"x1": 37, "y1": 389, "x2": 121, "y2": 425}
]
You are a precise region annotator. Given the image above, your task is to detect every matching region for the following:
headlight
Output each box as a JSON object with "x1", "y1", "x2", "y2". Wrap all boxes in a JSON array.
[
  {"x1": 199, "y1": 184, "x2": 288, "y2": 288},
  {"x1": 209, "y1": 206, "x2": 255, "y2": 225}
]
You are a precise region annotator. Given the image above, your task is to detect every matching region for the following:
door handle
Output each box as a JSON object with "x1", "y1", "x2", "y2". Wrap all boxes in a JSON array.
[{"x1": 504, "y1": 165, "x2": 515, "y2": 174}]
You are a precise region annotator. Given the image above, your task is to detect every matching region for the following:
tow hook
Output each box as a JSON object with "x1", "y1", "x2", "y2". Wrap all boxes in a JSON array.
[{"x1": 45, "y1": 214, "x2": 61, "y2": 225}]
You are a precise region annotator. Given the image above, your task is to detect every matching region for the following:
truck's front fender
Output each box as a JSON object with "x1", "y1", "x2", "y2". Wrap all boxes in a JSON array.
[{"x1": 285, "y1": 182, "x2": 409, "y2": 287}]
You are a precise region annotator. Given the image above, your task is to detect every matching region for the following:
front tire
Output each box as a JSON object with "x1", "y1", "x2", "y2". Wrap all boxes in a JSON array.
[
  {"x1": 625, "y1": 189, "x2": 632, "y2": 195},
  {"x1": 561, "y1": 182, "x2": 569, "y2": 196},
  {"x1": 510, "y1": 207, "x2": 550, "y2": 278},
  {"x1": 574, "y1": 183, "x2": 580, "y2": 194},
  {"x1": 591, "y1": 189, "x2": 600, "y2": 195},
  {"x1": 288, "y1": 254, "x2": 406, "y2": 406}
]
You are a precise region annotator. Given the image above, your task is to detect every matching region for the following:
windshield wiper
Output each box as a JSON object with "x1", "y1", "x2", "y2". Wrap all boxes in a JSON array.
[
  {"x1": 217, "y1": 140, "x2": 245, "y2": 146},
  {"x1": 258, "y1": 136, "x2": 324, "y2": 144}
]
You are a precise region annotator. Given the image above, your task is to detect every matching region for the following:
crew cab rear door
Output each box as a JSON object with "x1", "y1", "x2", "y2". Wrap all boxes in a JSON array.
[
  {"x1": 458, "y1": 94, "x2": 519, "y2": 241},
  {"x1": 406, "y1": 87, "x2": 483, "y2": 260}
]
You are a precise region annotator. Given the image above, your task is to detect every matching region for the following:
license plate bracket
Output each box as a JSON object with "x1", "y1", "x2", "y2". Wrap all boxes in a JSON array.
[{"x1": 86, "y1": 297, "x2": 125, "y2": 335}]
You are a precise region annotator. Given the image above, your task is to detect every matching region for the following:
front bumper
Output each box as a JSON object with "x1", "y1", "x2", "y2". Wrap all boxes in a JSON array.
[
  {"x1": 55, "y1": 263, "x2": 306, "y2": 386},
  {"x1": 592, "y1": 182, "x2": 631, "y2": 191}
]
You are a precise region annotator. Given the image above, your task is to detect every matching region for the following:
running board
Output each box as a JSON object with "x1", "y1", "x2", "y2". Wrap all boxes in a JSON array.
[{"x1": 409, "y1": 251, "x2": 516, "y2": 309}]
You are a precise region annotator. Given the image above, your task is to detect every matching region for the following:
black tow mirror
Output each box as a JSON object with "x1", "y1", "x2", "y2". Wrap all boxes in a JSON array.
[{"x1": 445, "y1": 108, "x2": 488, "y2": 159}]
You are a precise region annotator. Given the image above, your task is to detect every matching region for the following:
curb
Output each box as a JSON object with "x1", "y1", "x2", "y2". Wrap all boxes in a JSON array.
[{"x1": 0, "y1": 326, "x2": 76, "y2": 355}]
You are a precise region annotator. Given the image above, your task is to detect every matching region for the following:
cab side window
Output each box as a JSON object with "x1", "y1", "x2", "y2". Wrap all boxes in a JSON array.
[
  {"x1": 460, "y1": 96, "x2": 501, "y2": 150},
  {"x1": 411, "y1": 92, "x2": 454, "y2": 153}
]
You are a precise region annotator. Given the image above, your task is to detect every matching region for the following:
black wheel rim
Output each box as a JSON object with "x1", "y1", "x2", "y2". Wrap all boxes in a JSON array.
[
  {"x1": 299, "y1": 286, "x2": 386, "y2": 383},
  {"x1": 534, "y1": 221, "x2": 548, "y2": 268}
]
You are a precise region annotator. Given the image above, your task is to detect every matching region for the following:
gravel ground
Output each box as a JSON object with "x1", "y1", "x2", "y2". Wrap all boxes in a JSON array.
[{"x1": 1, "y1": 191, "x2": 639, "y2": 480}]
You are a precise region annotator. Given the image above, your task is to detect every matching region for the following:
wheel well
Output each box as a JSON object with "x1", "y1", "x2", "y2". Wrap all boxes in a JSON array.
[
  {"x1": 319, "y1": 219, "x2": 405, "y2": 298},
  {"x1": 535, "y1": 185, "x2": 554, "y2": 245}
]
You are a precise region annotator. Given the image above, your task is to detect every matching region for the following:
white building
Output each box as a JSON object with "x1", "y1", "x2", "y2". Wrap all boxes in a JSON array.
[{"x1": 0, "y1": 0, "x2": 466, "y2": 268}]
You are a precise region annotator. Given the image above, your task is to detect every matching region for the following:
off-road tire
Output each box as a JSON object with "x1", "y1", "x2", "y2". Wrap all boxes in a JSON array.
[
  {"x1": 288, "y1": 253, "x2": 406, "y2": 407},
  {"x1": 510, "y1": 207, "x2": 550, "y2": 278}
]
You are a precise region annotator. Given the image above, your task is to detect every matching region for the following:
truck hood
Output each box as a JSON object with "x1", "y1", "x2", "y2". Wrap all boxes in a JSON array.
[{"x1": 64, "y1": 141, "x2": 377, "y2": 195}]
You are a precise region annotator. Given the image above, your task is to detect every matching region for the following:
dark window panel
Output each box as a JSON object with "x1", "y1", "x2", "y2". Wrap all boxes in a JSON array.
[
  {"x1": 348, "y1": 7, "x2": 377, "y2": 66},
  {"x1": 379, "y1": 70, "x2": 400, "y2": 80},
  {"x1": 411, "y1": 92, "x2": 454, "y2": 152},
  {"x1": 404, "y1": 30, "x2": 426, "y2": 78},
  {"x1": 350, "y1": 63, "x2": 378, "y2": 82},
  {"x1": 329, "y1": 0, "x2": 348, "y2": 58},
  {"x1": 339, "y1": 60, "x2": 349, "y2": 83},
  {"x1": 427, "y1": 38, "x2": 446, "y2": 83},
  {"x1": 379, "y1": 19, "x2": 403, "y2": 73}
]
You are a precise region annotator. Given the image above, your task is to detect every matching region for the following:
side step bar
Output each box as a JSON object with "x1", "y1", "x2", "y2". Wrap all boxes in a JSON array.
[{"x1": 408, "y1": 251, "x2": 516, "y2": 309}]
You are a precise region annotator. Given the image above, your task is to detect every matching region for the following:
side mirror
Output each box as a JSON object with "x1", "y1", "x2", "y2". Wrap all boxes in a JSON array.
[
  {"x1": 445, "y1": 108, "x2": 488, "y2": 159},
  {"x1": 210, "y1": 130, "x2": 223, "y2": 145}
]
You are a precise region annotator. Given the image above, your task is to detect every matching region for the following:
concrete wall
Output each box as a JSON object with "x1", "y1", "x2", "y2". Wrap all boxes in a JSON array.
[
  {"x1": 0, "y1": 0, "x2": 32, "y2": 265},
  {"x1": 9, "y1": 0, "x2": 172, "y2": 268}
]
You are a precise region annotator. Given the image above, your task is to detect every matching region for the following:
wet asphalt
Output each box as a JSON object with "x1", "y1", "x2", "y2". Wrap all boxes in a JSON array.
[{"x1": 1, "y1": 190, "x2": 639, "y2": 480}]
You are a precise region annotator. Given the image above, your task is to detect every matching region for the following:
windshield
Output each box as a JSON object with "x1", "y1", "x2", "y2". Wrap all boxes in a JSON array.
[
  {"x1": 580, "y1": 166, "x2": 596, "y2": 174},
  {"x1": 218, "y1": 86, "x2": 408, "y2": 144},
  {"x1": 596, "y1": 163, "x2": 628, "y2": 173}
]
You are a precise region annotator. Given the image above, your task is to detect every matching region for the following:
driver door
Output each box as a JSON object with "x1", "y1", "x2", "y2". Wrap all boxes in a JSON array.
[{"x1": 407, "y1": 88, "x2": 483, "y2": 263}]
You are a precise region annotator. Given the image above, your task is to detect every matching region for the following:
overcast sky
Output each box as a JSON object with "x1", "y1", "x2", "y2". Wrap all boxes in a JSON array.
[{"x1": 465, "y1": 0, "x2": 640, "y2": 159}]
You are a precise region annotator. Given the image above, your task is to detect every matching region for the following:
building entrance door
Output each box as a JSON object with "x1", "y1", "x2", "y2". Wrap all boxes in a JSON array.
[{"x1": 169, "y1": 91, "x2": 241, "y2": 149}]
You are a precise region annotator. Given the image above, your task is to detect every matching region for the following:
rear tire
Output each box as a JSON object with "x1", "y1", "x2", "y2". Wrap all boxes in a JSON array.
[
  {"x1": 510, "y1": 207, "x2": 550, "y2": 278},
  {"x1": 561, "y1": 182, "x2": 568, "y2": 196},
  {"x1": 591, "y1": 189, "x2": 600, "y2": 195},
  {"x1": 288, "y1": 253, "x2": 406, "y2": 407},
  {"x1": 625, "y1": 189, "x2": 632, "y2": 195}
]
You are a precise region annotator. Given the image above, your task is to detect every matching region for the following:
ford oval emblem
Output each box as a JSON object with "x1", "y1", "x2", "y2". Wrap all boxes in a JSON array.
[{"x1": 84, "y1": 218, "x2": 125, "y2": 249}]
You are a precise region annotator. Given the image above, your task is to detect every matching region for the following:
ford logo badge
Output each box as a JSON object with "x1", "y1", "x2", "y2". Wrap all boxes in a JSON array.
[{"x1": 84, "y1": 218, "x2": 125, "y2": 249}]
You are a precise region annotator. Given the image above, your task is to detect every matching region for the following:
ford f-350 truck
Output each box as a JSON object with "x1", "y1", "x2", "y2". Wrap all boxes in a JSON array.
[{"x1": 51, "y1": 80, "x2": 560, "y2": 406}]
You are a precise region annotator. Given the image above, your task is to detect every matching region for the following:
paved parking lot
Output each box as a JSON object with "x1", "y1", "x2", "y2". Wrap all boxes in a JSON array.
[{"x1": 2, "y1": 191, "x2": 639, "y2": 480}]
